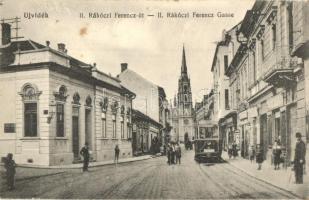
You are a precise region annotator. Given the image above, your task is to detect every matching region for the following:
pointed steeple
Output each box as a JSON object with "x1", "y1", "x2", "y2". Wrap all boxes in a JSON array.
[
  {"x1": 174, "y1": 94, "x2": 177, "y2": 107},
  {"x1": 181, "y1": 45, "x2": 187, "y2": 75}
]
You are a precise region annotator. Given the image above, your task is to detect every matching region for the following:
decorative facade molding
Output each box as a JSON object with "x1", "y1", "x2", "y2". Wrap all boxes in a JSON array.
[
  {"x1": 99, "y1": 97, "x2": 109, "y2": 112},
  {"x1": 256, "y1": 25, "x2": 265, "y2": 40},
  {"x1": 72, "y1": 92, "x2": 80, "y2": 105},
  {"x1": 85, "y1": 96, "x2": 92, "y2": 107},
  {"x1": 111, "y1": 101, "x2": 119, "y2": 114},
  {"x1": 53, "y1": 85, "x2": 68, "y2": 102},
  {"x1": 19, "y1": 83, "x2": 42, "y2": 101},
  {"x1": 266, "y1": 6, "x2": 277, "y2": 24}
]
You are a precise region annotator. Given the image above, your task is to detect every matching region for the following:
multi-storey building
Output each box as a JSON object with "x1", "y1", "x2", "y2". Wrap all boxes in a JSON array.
[
  {"x1": 225, "y1": 0, "x2": 308, "y2": 164},
  {"x1": 117, "y1": 64, "x2": 168, "y2": 154},
  {"x1": 211, "y1": 24, "x2": 241, "y2": 150},
  {"x1": 194, "y1": 90, "x2": 216, "y2": 140},
  {"x1": 0, "y1": 23, "x2": 135, "y2": 166},
  {"x1": 170, "y1": 46, "x2": 195, "y2": 143}
]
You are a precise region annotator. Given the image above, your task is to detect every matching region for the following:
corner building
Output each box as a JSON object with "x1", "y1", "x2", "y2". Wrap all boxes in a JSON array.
[{"x1": 0, "y1": 24, "x2": 135, "y2": 166}]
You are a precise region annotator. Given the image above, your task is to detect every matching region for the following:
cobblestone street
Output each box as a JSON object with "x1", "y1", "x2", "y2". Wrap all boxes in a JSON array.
[{"x1": 0, "y1": 150, "x2": 298, "y2": 199}]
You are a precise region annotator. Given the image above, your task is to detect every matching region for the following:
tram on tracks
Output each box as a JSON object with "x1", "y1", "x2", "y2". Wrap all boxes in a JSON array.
[{"x1": 194, "y1": 121, "x2": 222, "y2": 162}]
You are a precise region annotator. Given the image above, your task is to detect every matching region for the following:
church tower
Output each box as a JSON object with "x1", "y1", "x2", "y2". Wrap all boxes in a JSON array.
[{"x1": 176, "y1": 46, "x2": 194, "y2": 142}]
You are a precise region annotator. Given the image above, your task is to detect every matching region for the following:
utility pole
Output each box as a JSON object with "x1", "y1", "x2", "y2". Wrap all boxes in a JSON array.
[{"x1": 1, "y1": 17, "x2": 24, "y2": 41}]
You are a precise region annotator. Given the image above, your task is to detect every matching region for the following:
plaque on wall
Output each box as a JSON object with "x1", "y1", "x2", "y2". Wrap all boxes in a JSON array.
[{"x1": 4, "y1": 123, "x2": 16, "y2": 133}]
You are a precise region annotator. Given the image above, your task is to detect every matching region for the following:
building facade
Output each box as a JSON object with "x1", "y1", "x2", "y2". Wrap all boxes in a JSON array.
[
  {"x1": 210, "y1": 25, "x2": 241, "y2": 151},
  {"x1": 117, "y1": 63, "x2": 169, "y2": 154},
  {"x1": 222, "y1": 0, "x2": 309, "y2": 166},
  {"x1": 170, "y1": 47, "x2": 195, "y2": 143},
  {"x1": 0, "y1": 24, "x2": 135, "y2": 166},
  {"x1": 194, "y1": 90, "x2": 216, "y2": 140}
]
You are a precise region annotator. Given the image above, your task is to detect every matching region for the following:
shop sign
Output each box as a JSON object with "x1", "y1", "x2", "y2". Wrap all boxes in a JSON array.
[
  {"x1": 239, "y1": 111, "x2": 248, "y2": 120},
  {"x1": 132, "y1": 124, "x2": 137, "y2": 132},
  {"x1": 259, "y1": 101, "x2": 268, "y2": 115},
  {"x1": 234, "y1": 129, "x2": 240, "y2": 145},
  {"x1": 268, "y1": 95, "x2": 283, "y2": 110},
  {"x1": 248, "y1": 107, "x2": 258, "y2": 118},
  {"x1": 226, "y1": 117, "x2": 233, "y2": 124}
]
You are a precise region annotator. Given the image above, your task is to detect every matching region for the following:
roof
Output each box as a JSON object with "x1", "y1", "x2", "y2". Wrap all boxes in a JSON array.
[
  {"x1": 211, "y1": 41, "x2": 226, "y2": 72},
  {"x1": 118, "y1": 68, "x2": 156, "y2": 87},
  {"x1": 0, "y1": 40, "x2": 135, "y2": 97},
  {"x1": 132, "y1": 109, "x2": 163, "y2": 128},
  {"x1": 158, "y1": 86, "x2": 166, "y2": 98},
  {"x1": 118, "y1": 68, "x2": 166, "y2": 99},
  {"x1": 239, "y1": 1, "x2": 266, "y2": 38},
  {"x1": 225, "y1": 43, "x2": 248, "y2": 76},
  {"x1": 210, "y1": 25, "x2": 239, "y2": 72},
  {"x1": 181, "y1": 45, "x2": 188, "y2": 75}
]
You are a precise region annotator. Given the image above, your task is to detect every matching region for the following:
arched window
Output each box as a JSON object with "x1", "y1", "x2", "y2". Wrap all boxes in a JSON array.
[
  {"x1": 19, "y1": 83, "x2": 41, "y2": 137},
  {"x1": 55, "y1": 85, "x2": 68, "y2": 101},
  {"x1": 184, "y1": 85, "x2": 188, "y2": 93},
  {"x1": 54, "y1": 85, "x2": 67, "y2": 137}
]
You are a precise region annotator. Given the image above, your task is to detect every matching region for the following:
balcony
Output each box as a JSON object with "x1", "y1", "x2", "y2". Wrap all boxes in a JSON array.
[{"x1": 263, "y1": 57, "x2": 297, "y2": 88}]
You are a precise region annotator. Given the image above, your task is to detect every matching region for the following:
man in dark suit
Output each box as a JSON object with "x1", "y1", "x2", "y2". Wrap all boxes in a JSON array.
[
  {"x1": 294, "y1": 132, "x2": 306, "y2": 184},
  {"x1": 80, "y1": 142, "x2": 90, "y2": 172}
]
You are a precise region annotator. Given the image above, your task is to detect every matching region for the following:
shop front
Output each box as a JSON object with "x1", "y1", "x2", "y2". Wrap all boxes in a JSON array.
[{"x1": 219, "y1": 111, "x2": 237, "y2": 151}]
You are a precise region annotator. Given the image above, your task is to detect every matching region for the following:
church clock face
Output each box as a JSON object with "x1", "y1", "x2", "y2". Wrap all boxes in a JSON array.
[{"x1": 184, "y1": 119, "x2": 189, "y2": 125}]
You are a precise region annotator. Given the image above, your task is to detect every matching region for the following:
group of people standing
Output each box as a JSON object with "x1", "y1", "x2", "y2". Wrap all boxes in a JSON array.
[
  {"x1": 247, "y1": 132, "x2": 306, "y2": 184},
  {"x1": 166, "y1": 142, "x2": 182, "y2": 165},
  {"x1": 228, "y1": 141, "x2": 238, "y2": 159}
]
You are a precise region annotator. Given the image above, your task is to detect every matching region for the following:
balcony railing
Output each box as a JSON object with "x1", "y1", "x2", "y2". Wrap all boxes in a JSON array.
[{"x1": 263, "y1": 56, "x2": 298, "y2": 88}]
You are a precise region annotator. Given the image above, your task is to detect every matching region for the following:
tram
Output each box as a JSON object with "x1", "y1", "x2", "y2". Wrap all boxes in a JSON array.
[{"x1": 194, "y1": 122, "x2": 222, "y2": 162}]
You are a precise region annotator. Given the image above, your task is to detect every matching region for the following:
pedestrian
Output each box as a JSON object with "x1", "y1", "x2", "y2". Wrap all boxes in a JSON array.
[
  {"x1": 228, "y1": 143, "x2": 233, "y2": 159},
  {"x1": 114, "y1": 144, "x2": 120, "y2": 164},
  {"x1": 4, "y1": 153, "x2": 16, "y2": 190},
  {"x1": 175, "y1": 143, "x2": 182, "y2": 164},
  {"x1": 171, "y1": 143, "x2": 176, "y2": 164},
  {"x1": 167, "y1": 143, "x2": 171, "y2": 165},
  {"x1": 232, "y1": 141, "x2": 238, "y2": 159},
  {"x1": 293, "y1": 132, "x2": 306, "y2": 184},
  {"x1": 80, "y1": 142, "x2": 90, "y2": 172},
  {"x1": 272, "y1": 139, "x2": 282, "y2": 170},
  {"x1": 249, "y1": 145, "x2": 255, "y2": 163},
  {"x1": 256, "y1": 145, "x2": 264, "y2": 170}
]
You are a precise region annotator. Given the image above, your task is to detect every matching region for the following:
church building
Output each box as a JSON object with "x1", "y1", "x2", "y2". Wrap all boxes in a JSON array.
[{"x1": 170, "y1": 46, "x2": 195, "y2": 143}]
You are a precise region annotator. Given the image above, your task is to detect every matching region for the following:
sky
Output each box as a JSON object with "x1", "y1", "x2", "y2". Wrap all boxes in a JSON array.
[{"x1": 0, "y1": 0, "x2": 255, "y2": 103}]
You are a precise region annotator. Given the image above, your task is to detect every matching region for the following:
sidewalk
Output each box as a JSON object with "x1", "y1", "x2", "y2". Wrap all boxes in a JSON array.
[
  {"x1": 222, "y1": 151, "x2": 309, "y2": 199},
  {"x1": 0, "y1": 154, "x2": 154, "y2": 191}
]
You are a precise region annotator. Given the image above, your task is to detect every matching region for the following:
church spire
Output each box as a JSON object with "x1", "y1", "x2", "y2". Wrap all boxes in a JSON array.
[
  {"x1": 181, "y1": 45, "x2": 187, "y2": 75},
  {"x1": 174, "y1": 94, "x2": 177, "y2": 107}
]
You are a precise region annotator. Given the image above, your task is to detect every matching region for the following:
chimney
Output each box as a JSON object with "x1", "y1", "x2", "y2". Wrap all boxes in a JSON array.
[
  {"x1": 121, "y1": 63, "x2": 128, "y2": 72},
  {"x1": 57, "y1": 43, "x2": 65, "y2": 52},
  {"x1": 46, "y1": 41, "x2": 50, "y2": 47},
  {"x1": 1, "y1": 23, "x2": 11, "y2": 45}
]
